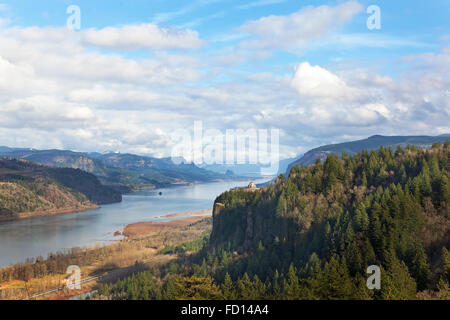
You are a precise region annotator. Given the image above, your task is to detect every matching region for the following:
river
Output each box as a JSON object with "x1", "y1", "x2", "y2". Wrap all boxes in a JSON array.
[{"x1": 0, "y1": 179, "x2": 267, "y2": 267}]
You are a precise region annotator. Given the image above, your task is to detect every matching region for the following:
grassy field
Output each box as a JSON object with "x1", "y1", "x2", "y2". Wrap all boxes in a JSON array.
[{"x1": 0, "y1": 216, "x2": 212, "y2": 300}]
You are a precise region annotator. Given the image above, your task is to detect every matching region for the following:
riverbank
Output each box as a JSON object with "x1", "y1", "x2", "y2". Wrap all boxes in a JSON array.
[
  {"x1": 159, "y1": 208, "x2": 212, "y2": 218},
  {"x1": 0, "y1": 203, "x2": 99, "y2": 223}
]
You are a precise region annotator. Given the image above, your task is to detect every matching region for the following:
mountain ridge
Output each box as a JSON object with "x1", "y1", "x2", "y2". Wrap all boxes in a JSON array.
[
  {"x1": 286, "y1": 134, "x2": 450, "y2": 176},
  {"x1": 0, "y1": 148, "x2": 237, "y2": 193}
]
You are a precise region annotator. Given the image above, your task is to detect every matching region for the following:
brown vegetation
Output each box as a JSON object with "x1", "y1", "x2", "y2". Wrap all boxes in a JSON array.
[
  {"x1": 0, "y1": 216, "x2": 212, "y2": 300},
  {"x1": 123, "y1": 215, "x2": 211, "y2": 237},
  {"x1": 161, "y1": 208, "x2": 212, "y2": 218}
]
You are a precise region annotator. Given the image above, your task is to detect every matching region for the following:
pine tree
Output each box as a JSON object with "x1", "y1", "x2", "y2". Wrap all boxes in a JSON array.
[
  {"x1": 221, "y1": 273, "x2": 235, "y2": 300},
  {"x1": 237, "y1": 273, "x2": 254, "y2": 299},
  {"x1": 361, "y1": 172, "x2": 368, "y2": 187},
  {"x1": 442, "y1": 247, "x2": 450, "y2": 283},
  {"x1": 283, "y1": 263, "x2": 300, "y2": 299},
  {"x1": 381, "y1": 251, "x2": 417, "y2": 300},
  {"x1": 316, "y1": 255, "x2": 355, "y2": 299},
  {"x1": 272, "y1": 270, "x2": 282, "y2": 299},
  {"x1": 253, "y1": 275, "x2": 266, "y2": 299},
  {"x1": 419, "y1": 162, "x2": 432, "y2": 197},
  {"x1": 410, "y1": 244, "x2": 430, "y2": 290}
]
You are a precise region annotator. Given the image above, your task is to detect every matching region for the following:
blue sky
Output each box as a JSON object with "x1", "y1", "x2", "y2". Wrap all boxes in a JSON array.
[{"x1": 0, "y1": 0, "x2": 449, "y2": 160}]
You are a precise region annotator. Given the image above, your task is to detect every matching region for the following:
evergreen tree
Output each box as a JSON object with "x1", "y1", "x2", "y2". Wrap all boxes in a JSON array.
[
  {"x1": 380, "y1": 251, "x2": 417, "y2": 300},
  {"x1": 221, "y1": 273, "x2": 235, "y2": 300},
  {"x1": 283, "y1": 264, "x2": 300, "y2": 299}
]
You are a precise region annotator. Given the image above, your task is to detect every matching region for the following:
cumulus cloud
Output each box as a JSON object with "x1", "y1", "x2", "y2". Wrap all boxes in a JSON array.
[
  {"x1": 292, "y1": 62, "x2": 359, "y2": 101},
  {"x1": 0, "y1": 27, "x2": 204, "y2": 87},
  {"x1": 288, "y1": 58, "x2": 450, "y2": 139},
  {"x1": 239, "y1": 1, "x2": 363, "y2": 50}
]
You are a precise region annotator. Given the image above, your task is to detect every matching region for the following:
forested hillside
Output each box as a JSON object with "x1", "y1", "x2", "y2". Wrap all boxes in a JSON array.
[
  {"x1": 0, "y1": 158, "x2": 121, "y2": 221},
  {"x1": 96, "y1": 142, "x2": 450, "y2": 300}
]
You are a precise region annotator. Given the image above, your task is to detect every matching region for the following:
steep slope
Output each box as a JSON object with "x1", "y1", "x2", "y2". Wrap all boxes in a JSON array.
[
  {"x1": 286, "y1": 135, "x2": 450, "y2": 176},
  {"x1": 0, "y1": 158, "x2": 121, "y2": 221}
]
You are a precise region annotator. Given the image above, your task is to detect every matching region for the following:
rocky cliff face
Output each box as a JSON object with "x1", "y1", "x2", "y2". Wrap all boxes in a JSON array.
[{"x1": 209, "y1": 189, "x2": 298, "y2": 253}]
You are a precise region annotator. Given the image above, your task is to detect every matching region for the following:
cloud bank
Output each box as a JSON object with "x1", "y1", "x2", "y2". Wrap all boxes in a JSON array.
[{"x1": 0, "y1": 1, "x2": 448, "y2": 159}]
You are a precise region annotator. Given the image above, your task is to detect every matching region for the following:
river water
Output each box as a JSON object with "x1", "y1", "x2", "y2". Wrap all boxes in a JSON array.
[{"x1": 0, "y1": 179, "x2": 265, "y2": 267}]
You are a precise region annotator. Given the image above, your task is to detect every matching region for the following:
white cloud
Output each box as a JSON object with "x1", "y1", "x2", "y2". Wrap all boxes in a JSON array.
[
  {"x1": 211, "y1": 1, "x2": 364, "y2": 66},
  {"x1": 289, "y1": 58, "x2": 450, "y2": 135},
  {"x1": 0, "y1": 27, "x2": 204, "y2": 87},
  {"x1": 291, "y1": 62, "x2": 359, "y2": 101},
  {"x1": 239, "y1": 1, "x2": 363, "y2": 50},
  {"x1": 3, "y1": 24, "x2": 203, "y2": 51},
  {"x1": 1, "y1": 96, "x2": 94, "y2": 130},
  {"x1": 82, "y1": 24, "x2": 204, "y2": 50}
]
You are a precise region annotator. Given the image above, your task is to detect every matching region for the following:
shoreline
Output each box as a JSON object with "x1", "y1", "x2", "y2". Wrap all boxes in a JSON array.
[
  {"x1": 0, "y1": 204, "x2": 99, "y2": 223},
  {"x1": 121, "y1": 177, "x2": 258, "y2": 195},
  {"x1": 158, "y1": 208, "x2": 212, "y2": 219}
]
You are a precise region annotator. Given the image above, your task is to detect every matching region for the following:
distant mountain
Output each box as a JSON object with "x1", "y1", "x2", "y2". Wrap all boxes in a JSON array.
[
  {"x1": 286, "y1": 135, "x2": 450, "y2": 175},
  {"x1": 200, "y1": 163, "x2": 267, "y2": 177},
  {"x1": 0, "y1": 148, "x2": 234, "y2": 192},
  {"x1": 0, "y1": 158, "x2": 121, "y2": 221},
  {"x1": 0, "y1": 146, "x2": 31, "y2": 153},
  {"x1": 98, "y1": 153, "x2": 234, "y2": 187},
  {"x1": 200, "y1": 157, "x2": 298, "y2": 177}
]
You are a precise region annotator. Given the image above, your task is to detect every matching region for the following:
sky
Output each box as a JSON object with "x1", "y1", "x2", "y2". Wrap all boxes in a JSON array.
[{"x1": 0, "y1": 0, "x2": 449, "y2": 160}]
